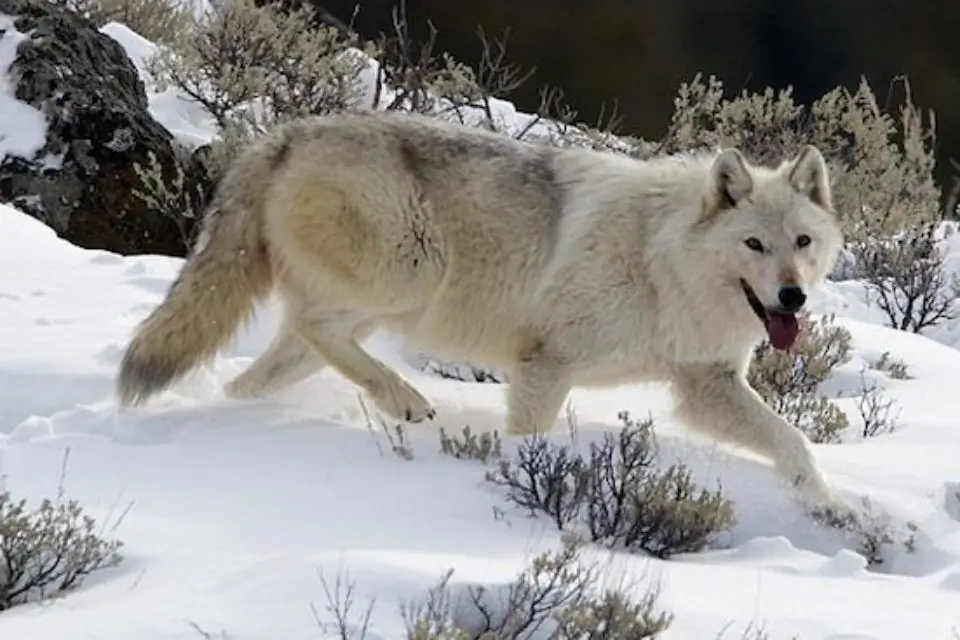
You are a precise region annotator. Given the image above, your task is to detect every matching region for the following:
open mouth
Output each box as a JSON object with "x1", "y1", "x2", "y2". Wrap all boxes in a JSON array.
[{"x1": 739, "y1": 279, "x2": 800, "y2": 350}]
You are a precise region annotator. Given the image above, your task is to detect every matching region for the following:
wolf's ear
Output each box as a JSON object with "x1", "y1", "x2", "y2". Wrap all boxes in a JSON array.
[
  {"x1": 704, "y1": 148, "x2": 753, "y2": 218},
  {"x1": 787, "y1": 145, "x2": 833, "y2": 211}
]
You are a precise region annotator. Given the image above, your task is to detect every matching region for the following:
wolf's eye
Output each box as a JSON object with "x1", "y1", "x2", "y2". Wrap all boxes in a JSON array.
[
  {"x1": 744, "y1": 237, "x2": 765, "y2": 253},
  {"x1": 796, "y1": 234, "x2": 812, "y2": 249}
]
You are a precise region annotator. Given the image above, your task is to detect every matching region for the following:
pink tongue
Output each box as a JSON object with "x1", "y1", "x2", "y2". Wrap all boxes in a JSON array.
[{"x1": 766, "y1": 312, "x2": 799, "y2": 350}]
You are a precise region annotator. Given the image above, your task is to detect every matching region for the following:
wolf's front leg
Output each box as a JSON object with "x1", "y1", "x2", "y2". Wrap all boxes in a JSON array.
[{"x1": 671, "y1": 364, "x2": 838, "y2": 512}]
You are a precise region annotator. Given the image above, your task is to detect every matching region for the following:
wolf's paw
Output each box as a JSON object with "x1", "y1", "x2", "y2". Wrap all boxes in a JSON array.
[
  {"x1": 787, "y1": 467, "x2": 844, "y2": 515},
  {"x1": 371, "y1": 379, "x2": 436, "y2": 424}
]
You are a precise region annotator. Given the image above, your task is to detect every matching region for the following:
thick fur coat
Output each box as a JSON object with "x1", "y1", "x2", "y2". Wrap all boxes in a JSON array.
[{"x1": 115, "y1": 110, "x2": 845, "y2": 511}]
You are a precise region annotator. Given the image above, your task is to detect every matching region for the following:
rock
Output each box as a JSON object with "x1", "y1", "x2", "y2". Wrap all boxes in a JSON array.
[{"x1": 0, "y1": 0, "x2": 209, "y2": 257}]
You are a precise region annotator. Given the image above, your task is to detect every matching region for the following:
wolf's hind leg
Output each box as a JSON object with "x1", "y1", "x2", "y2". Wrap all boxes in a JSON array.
[
  {"x1": 294, "y1": 311, "x2": 435, "y2": 423},
  {"x1": 224, "y1": 315, "x2": 383, "y2": 399},
  {"x1": 224, "y1": 324, "x2": 325, "y2": 399}
]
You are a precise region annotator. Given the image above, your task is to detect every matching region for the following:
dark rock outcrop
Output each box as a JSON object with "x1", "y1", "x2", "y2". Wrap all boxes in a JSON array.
[{"x1": 0, "y1": 0, "x2": 208, "y2": 257}]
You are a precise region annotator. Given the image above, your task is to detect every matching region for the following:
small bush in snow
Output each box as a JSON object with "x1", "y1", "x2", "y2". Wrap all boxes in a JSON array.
[
  {"x1": 399, "y1": 534, "x2": 674, "y2": 639},
  {"x1": 56, "y1": 0, "x2": 196, "y2": 45},
  {"x1": 747, "y1": 313, "x2": 853, "y2": 444},
  {"x1": 314, "y1": 535, "x2": 673, "y2": 638},
  {"x1": 812, "y1": 497, "x2": 918, "y2": 567},
  {"x1": 849, "y1": 223, "x2": 960, "y2": 333},
  {"x1": 0, "y1": 490, "x2": 123, "y2": 610},
  {"x1": 947, "y1": 159, "x2": 960, "y2": 220},
  {"x1": 869, "y1": 351, "x2": 911, "y2": 380},
  {"x1": 850, "y1": 369, "x2": 901, "y2": 439},
  {"x1": 313, "y1": 568, "x2": 377, "y2": 640},
  {"x1": 367, "y1": 0, "x2": 626, "y2": 148},
  {"x1": 486, "y1": 412, "x2": 735, "y2": 559},
  {"x1": 439, "y1": 425, "x2": 504, "y2": 464}
]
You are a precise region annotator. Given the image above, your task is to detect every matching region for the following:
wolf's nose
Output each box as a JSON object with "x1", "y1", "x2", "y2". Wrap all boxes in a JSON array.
[{"x1": 778, "y1": 285, "x2": 807, "y2": 312}]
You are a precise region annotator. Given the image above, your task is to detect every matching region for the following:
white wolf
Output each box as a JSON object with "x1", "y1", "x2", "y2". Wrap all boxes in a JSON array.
[{"x1": 115, "y1": 110, "x2": 844, "y2": 511}]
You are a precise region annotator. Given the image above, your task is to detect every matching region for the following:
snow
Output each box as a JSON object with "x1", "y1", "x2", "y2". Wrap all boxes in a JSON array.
[
  {"x1": 0, "y1": 17, "x2": 958, "y2": 640},
  {"x1": 99, "y1": 22, "x2": 220, "y2": 148},
  {"x1": 7, "y1": 203, "x2": 960, "y2": 640},
  {"x1": 0, "y1": 14, "x2": 51, "y2": 163}
]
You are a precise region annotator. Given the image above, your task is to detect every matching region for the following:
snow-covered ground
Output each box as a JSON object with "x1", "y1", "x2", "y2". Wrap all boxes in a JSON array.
[{"x1": 2, "y1": 18, "x2": 960, "y2": 640}]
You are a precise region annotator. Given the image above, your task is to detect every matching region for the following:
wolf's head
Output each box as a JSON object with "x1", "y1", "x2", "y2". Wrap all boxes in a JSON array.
[{"x1": 697, "y1": 144, "x2": 843, "y2": 351}]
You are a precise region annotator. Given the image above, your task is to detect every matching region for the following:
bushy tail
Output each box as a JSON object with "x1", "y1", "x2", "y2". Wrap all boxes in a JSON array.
[{"x1": 115, "y1": 147, "x2": 280, "y2": 407}]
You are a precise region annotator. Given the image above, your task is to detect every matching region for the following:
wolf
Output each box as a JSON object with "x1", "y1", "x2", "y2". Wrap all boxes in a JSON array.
[{"x1": 115, "y1": 110, "x2": 844, "y2": 511}]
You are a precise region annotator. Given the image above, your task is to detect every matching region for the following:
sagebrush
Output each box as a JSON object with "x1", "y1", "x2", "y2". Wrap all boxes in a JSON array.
[
  {"x1": 318, "y1": 534, "x2": 674, "y2": 639},
  {"x1": 145, "y1": 0, "x2": 372, "y2": 178},
  {"x1": 747, "y1": 313, "x2": 853, "y2": 443},
  {"x1": 850, "y1": 223, "x2": 960, "y2": 333},
  {"x1": 747, "y1": 313, "x2": 902, "y2": 443},
  {"x1": 439, "y1": 425, "x2": 504, "y2": 465},
  {"x1": 0, "y1": 490, "x2": 123, "y2": 611},
  {"x1": 811, "y1": 496, "x2": 918, "y2": 567},
  {"x1": 486, "y1": 412, "x2": 736, "y2": 559}
]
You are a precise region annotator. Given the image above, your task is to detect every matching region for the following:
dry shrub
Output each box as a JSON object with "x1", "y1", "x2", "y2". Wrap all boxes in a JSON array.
[
  {"x1": 0, "y1": 490, "x2": 123, "y2": 610},
  {"x1": 811, "y1": 496, "x2": 918, "y2": 568},
  {"x1": 442, "y1": 535, "x2": 673, "y2": 639},
  {"x1": 318, "y1": 534, "x2": 674, "y2": 639},
  {"x1": 368, "y1": 0, "x2": 491, "y2": 119},
  {"x1": 145, "y1": 0, "x2": 372, "y2": 172},
  {"x1": 368, "y1": 0, "x2": 629, "y2": 150},
  {"x1": 439, "y1": 425, "x2": 504, "y2": 464},
  {"x1": 851, "y1": 370, "x2": 901, "y2": 439},
  {"x1": 131, "y1": 141, "x2": 212, "y2": 249},
  {"x1": 850, "y1": 223, "x2": 960, "y2": 332},
  {"x1": 486, "y1": 412, "x2": 735, "y2": 559},
  {"x1": 749, "y1": 313, "x2": 905, "y2": 443},
  {"x1": 869, "y1": 351, "x2": 911, "y2": 380},
  {"x1": 747, "y1": 313, "x2": 853, "y2": 444}
]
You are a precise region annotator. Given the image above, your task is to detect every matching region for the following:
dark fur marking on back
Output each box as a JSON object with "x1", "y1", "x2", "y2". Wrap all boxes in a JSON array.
[
  {"x1": 525, "y1": 148, "x2": 565, "y2": 246},
  {"x1": 269, "y1": 137, "x2": 293, "y2": 172},
  {"x1": 397, "y1": 128, "x2": 564, "y2": 263},
  {"x1": 398, "y1": 138, "x2": 427, "y2": 182},
  {"x1": 397, "y1": 130, "x2": 524, "y2": 181},
  {"x1": 521, "y1": 148, "x2": 559, "y2": 190}
]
